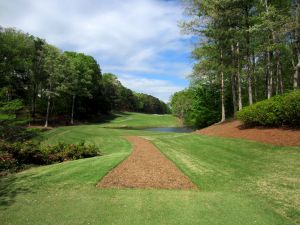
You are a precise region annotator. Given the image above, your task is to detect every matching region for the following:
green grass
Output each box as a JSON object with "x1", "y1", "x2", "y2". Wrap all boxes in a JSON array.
[
  {"x1": 97, "y1": 111, "x2": 180, "y2": 128},
  {"x1": 151, "y1": 134, "x2": 300, "y2": 224},
  {"x1": 0, "y1": 113, "x2": 299, "y2": 225}
]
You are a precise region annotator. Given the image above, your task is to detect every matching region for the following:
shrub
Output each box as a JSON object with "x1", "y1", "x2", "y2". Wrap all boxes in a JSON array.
[
  {"x1": 63, "y1": 141, "x2": 99, "y2": 159},
  {"x1": 237, "y1": 90, "x2": 300, "y2": 126},
  {"x1": 0, "y1": 152, "x2": 18, "y2": 172},
  {"x1": 184, "y1": 107, "x2": 219, "y2": 128},
  {"x1": 0, "y1": 125, "x2": 40, "y2": 142},
  {"x1": 0, "y1": 140, "x2": 101, "y2": 173},
  {"x1": 41, "y1": 141, "x2": 100, "y2": 162}
]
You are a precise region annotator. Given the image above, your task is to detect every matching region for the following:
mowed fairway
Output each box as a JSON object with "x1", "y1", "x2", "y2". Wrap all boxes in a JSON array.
[
  {"x1": 98, "y1": 112, "x2": 179, "y2": 128},
  {"x1": 0, "y1": 113, "x2": 299, "y2": 225}
]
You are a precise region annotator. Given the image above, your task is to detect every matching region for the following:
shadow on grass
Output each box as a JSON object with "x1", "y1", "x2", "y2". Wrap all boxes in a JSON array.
[
  {"x1": 29, "y1": 112, "x2": 132, "y2": 127},
  {"x1": 0, "y1": 174, "x2": 34, "y2": 209},
  {"x1": 88, "y1": 112, "x2": 131, "y2": 124}
]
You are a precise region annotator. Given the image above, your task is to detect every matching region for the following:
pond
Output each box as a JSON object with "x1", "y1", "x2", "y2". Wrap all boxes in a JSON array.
[{"x1": 142, "y1": 127, "x2": 194, "y2": 133}]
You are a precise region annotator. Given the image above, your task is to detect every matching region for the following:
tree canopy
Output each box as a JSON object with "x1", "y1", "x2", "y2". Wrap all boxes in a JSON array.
[
  {"x1": 0, "y1": 27, "x2": 170, "y2": 127},
  {"x1": 171, "y1": 0, "x2": 300, "y2": 128}
]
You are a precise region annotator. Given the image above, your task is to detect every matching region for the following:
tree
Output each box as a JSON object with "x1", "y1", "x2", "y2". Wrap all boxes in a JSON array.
[
  {"x1": 0, "y1": 26, "x2": 169, "y2": 127},
  {"x1": 291, "y1": 0, "x2": 300, "y2": 89},
  {"x1": 0, "y1": 27, "x2": 34, "y2": 101},
  {"x1": 42, "y1": 44, "x2": 63, "y2": 127},
  {"x1": 180, "y1": 0, "x2": 298, "y2": 127},
  {"x1": 170, "y1": 89, "x2": 194, "y2": 119},
  {"x1": 29, "y1": 38, "x2": 46, "y2": 119},
  {"x1": 63, "y1": 52, "x2": 100, "y2": 124}
]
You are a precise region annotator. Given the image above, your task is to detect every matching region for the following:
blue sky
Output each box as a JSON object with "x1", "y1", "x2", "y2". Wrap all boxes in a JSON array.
[{"x1": 0, "y1": 0, "x2": 195, "y2": 102}]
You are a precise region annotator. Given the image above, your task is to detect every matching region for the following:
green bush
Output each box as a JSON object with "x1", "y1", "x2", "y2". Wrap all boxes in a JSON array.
[
  {"x1": 184, "y1": 107, "x2": 219, "y2": 128},
  {"x1": 0, "y1": 152, "x2": 18, "y2": 172},
  {"x1": 237, "y1": 90, "x2": 300, "y2": 126},
  {"x1": 0, "y1": 140, "x2": 101, "y2": 173},
  {"x1": 0, "y1": 125, "x2": 40, "y2": 142},
  {"x1": 41, "y1": 141, "x2": 100, "y2": 162}
]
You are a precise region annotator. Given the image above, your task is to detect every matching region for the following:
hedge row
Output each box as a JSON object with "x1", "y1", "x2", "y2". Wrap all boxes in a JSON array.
[
  {"x1": 0, "y1": 141, "x2": 101, "y2": 173},
  {"x1": 237, "y1": 90, "x2": 300, "y2": 126}
]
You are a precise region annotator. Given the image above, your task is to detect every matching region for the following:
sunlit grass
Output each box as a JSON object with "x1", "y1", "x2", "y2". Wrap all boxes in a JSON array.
[
  {"x1": 98, "y1": 112, "x2": 179, "y2": 128},
  {"x1": 1, "y1": 113, "x2": 299, "y2": 225}
]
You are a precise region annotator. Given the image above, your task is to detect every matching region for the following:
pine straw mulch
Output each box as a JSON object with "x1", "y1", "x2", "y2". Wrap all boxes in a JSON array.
[
  {"x1": 97, "y1": 136, "x2": 197, "y2": 190},
  {"x1": 196, "y1": 120, "x2": 300, "y2": 146}
]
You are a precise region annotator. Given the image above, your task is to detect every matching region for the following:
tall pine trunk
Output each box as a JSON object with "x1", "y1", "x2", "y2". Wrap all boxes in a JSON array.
[
  {"x1": 71, "y1": 95, "x2": 76, "y2": 125},
  {"x1": 294, "y1": 2, "x2": 300, "y2": 89},
  {"x1": 275, "y1": 55, "x2": 283, "y2": 94},
  {"x1": 236, "y1": 42, "x2": 242, "y2": 110},
  {"x1": 245, "y1": 4, "x2": 253, "y2": 105},
  {"x1": 279, "y1": 65, "x2": 284, "y2": 94},
  {"x1": 221, "y1": 70, "x2": 225, "y2": 122},
  {"x1": 220, "y1": 50, "x2": 225, "y2": 122},
  {"x1": 252, "y1": 52, "x2": 257, "y2": 102},
  {"x1": 31, "y1": 84, "x2": 37, "y2": 119},
  {"x1": 295, "y1": 59, "x2": 300, "y2": 89},
  {"x1": 248, "y1": 71, "x2": 253, "y2": 104},
  {"x1": 276, "y1": 70, "x2": 279, "y2": 95},
  {"x1": 231, "y1": 44, "x2": 237, "y2": 118},
  {"x1": 265, "y1": 0, "x2": 275, "y2": 99},
  {"x1": 267, "y1": 51, "x2": 273, "y2": 99},
  {"x1": 231, "y1": 74, "x2": 237, "y2": 118},
  {"x1": 44, "y1": 95, "x2": 51, "y2": 128}
]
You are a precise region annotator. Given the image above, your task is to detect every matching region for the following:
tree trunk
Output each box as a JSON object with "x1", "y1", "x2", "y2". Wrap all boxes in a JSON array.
[
  {"x1": 31, "y1": 85, "x2": 37, "y2": 119},
  {"x1": 254, "y1": 76, "x2": 258, "y2": 102},
  {"x1": 231, "y1": 74, "x2": 237, "y2": 118},
  {"x1": 220, "y1": 50, "x2": 225, "y2": 122},
  {"x1": 275, "y1": 74, "x2": 279, "y2": 95},
  {"x1": 221, "y1": 71, "x2": 225, "y2": 122},
  {"x1": 295, "y1": 59, "x2": 300, "y2": 89},
  {"x1": 267, "y1": 51, "x2": 273, "y2": 99},
  {"x1": 236, "y1": 42, "x2": 242, "y2": 110},
  {"x1": 252, "y1": 52, "x2": 257, "y2": 102},
  {"x1": 6, "y1": 86, "x2": 11, "y2": 101},
  {"x1": 44, "y1": 95, "x2": 51, "y2": 128},
  {"x1": 231, "y1": 44, "x2": 237, "y2": 117},
  {"x1": 6, "y1": 90, "x2": 9, "y2": 101},
  {"x1": 279, "y1": 66, "x2": 284, "y2": 94},
  {"x1": 294, "y1": 2, "x2": 300, "y2": 90},
  {"x1": 71, "y1": 95, "x2": 76, "y2": 125},
  {"x1": 265, "y1": 0, "x2": 270, "y2": 99},
  {"x1": 265, "y1": 0, "x2": 275, "y2": 99},
  {"x1": 245, "y1": 4, "x2": 253, "y2": 105},
  {"x1": 248, "y1": 72, "x2": 253, "y2": 105},
  {"x1": 275, "y1": 55, "x2": 279, "y2": 95}
]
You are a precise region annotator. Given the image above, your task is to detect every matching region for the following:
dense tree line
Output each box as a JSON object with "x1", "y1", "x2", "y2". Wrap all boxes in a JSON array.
[
  {"x1": 0, "y1": 27, "x2": 169, "y2": 127},
  {"x1": 171, "y1": 0, "x2": 299, "y2": 128},
  {"x1": 101, "y1": 73, "x2": 169, "y2": 114}
]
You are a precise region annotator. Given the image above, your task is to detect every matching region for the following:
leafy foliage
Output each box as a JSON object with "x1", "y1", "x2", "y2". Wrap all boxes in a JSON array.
[
  {"x1": 237, "y1": 90, "x2": 300, "y2": 126},
  {"x1": 0, "y1": 98, "x2": 39, "y2": 142},
  {"x1": 0, "y1": 97, "x2": 100, "y2": 173},
  {"x1": 0, "y1": 140, "x2": 101, "y2": 173},
  {"x1": 180, "y1": 0, "x2": 300, "y2": 127},
  {"x1": 101, "y1": 73, "x2": 169, "y2": 114},
  {"x1": 170, "y1": 84, "x2": 220, "y2": 128},
  {"x1": 0, "y1": 27, "x2": 169, "y2": 128}
]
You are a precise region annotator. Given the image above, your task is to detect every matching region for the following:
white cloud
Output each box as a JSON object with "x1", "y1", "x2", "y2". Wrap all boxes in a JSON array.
[
  {"x1": 0, "y1": 0, "x2": 193, "y2": 101},
  {"x1": 118, "y1": 74, "x2": 185, "y2": 102}
]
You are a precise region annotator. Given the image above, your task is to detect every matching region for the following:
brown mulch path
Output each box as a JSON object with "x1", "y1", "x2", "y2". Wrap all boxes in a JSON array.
[
  {"x1": 97, "y1": 136, "x2": 197, "y2": 190},
  {"x1": 196, "y1": 120, "x2": 300, "y2": 146}
]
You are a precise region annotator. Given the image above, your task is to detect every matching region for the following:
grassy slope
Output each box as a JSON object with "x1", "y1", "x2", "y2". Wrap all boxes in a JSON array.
[
  {"x1": 0, "y1": 113, "x2": 299, "y2": 225},
  {"x1": 97, "y1": 112, "x2": 179, "y2": 128},
  {"x1": 151, "y1": 134, "x2": 300, "y2": 224}
]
